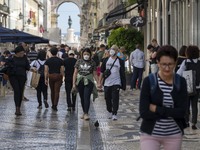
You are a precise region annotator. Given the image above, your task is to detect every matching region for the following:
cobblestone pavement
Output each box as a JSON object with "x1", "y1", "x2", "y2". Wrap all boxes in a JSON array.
[{"x1": 0, "y1": 85, "x2": 200, "y2": 150}]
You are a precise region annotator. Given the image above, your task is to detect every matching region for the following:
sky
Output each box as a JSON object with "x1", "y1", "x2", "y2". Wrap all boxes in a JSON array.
[{"x1": 57, "y1": 2, "x2": 80, "y2": 34}]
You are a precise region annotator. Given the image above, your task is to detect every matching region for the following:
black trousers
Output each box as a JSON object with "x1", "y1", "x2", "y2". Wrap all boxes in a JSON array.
[
  {"x1": 65, "y1": 80, "x2": 76, "y2": 108},
  {"x1": 186, "y1": 90, "x2": 200, "y2": 124},
  {"x1": 77, "y1": 80, "x2": 93, "y2": 114},
  {"x1": 36, "y1": 77, "x2": 48, "y2": 105},
  {"x1": 104, "y1": 85, "x2": 121, "y2": 115},
  {"x1": 9, "y1": 75, "x2": 26, "y2": 107}
]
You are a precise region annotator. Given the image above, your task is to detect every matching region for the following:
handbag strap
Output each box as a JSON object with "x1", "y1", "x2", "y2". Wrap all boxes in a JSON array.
[{"x1": 109, "y1": 57, "x2": 118, "y2": 70}]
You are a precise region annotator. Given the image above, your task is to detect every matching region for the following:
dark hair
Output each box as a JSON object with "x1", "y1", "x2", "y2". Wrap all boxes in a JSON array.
[
  {"x1": 147, "y1": 44, "x2": 154, "y2": 50},
  {"x1": 179, "y1": 45, "x2": 187, "y2": 56},
  {"x1": 186, "y1": 45, "x2": 200, "y2": 59},
  {"x1": 100, "y1": 44, "x2": 105, "y2": 48},
  {"x1": 60, "y1": 44, "x2": 65, "y2": 48},
  {"x1": 151, "y1": 39, "x2": 157, "y2": 43},
  {"x1": 3, "y1": 50, "x2": 11, "y2": 55},
  {"x1": 81, "y1": 48, "x2": 92, "y2": 59},
  {"x1": 50, "y1": 47, "x2": 58, "y2": 56},
  {"x1": 156, "y1": 45, "x2": 178, "y2": 62},
  {"x1": 14, "y1": 46, "x2": 25, "y2": 54},
  {"x1": 37, "y1": 50, "x2": 46, "y2": 61}
]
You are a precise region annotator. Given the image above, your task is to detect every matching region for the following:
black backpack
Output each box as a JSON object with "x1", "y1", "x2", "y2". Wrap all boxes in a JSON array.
[{"x1": 37, "y1": 60, "x2": 45, "y2": 77}]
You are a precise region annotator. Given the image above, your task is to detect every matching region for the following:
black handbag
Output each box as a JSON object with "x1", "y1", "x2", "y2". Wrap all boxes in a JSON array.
[{"x1": 103, "y1": 58, "x2": 117, "y2": 79}]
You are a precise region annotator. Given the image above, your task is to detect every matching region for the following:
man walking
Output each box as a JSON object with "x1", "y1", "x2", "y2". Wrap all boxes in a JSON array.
[{"x1": 130, "y1": 44, "x2": 145, "y2": 90}]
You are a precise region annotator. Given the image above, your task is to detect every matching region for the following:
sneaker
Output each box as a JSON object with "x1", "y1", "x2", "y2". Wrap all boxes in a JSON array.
[
  {"x1": 37, "y1": 105, "x2": 42, "y2": 109},
  {"x1": 44, "y1": 100, "x2": 49, "y2": 108},
  {"x1": 80, "y1": 114, "x2": 85, "y2": 119},
  {"x1": 67, "y1": 107, "x2": 72, "y2": 111},
  {"x1": 84, "y1": 114, "x2": 90, "y2": 120},
  {"x1": 112, "y1": 115, "x2": 118, "y2": 121},
  {"x1": 108, "y1": 112, "x2": 112, "y2": 119},
  {"x1": 192, "y1": 125, "x2": 198, "y2": 130}
]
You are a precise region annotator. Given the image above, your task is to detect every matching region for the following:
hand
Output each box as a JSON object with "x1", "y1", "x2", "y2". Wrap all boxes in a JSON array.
[
  {"x1": 72, "y1": 84, "x2": 76, "y2": 89},
  {"x1": 45, "y1": 79, "x2": 48, "y2": 86},
  {"x1": 149, "y1": 104, "x2": 156, "y2": 112}
]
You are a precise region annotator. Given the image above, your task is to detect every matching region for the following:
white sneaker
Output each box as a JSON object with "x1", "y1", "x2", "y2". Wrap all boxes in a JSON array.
[
  {"x1": 112, "y1": 115, "x2": 118, "y2": 121},
  {"x1": 108, "y1": 112, "x2": 112, "y2": 119}
]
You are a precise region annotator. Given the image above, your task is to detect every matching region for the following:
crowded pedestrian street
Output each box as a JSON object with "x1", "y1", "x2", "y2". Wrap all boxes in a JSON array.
[{"x1": 0, "y1": 85, "x2": 199, "y2": 150}]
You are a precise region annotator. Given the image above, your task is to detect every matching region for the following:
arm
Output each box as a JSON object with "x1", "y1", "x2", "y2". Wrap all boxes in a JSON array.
[
  {"x1": 176, "y1": 60, "x2": 186, "y2": 75},
  {"x1": 151, "y1": 51, "x2": 157, "y2": 59},
  {"x1": 60, "y1": 65, "x2": 64, "y2": 77},
  {"x1": 151, "y1": 78, "x2": 188, "y2": 119},
  {"x1": 44, "y1": 65, "x2": 49, "y2": 85},
  {"x1": 139, "y1": 77, "x2": 160, "y2": 119},
  {"x1": 72, "y1": 68, "x2": 78, "y2": 88},
  {"x1": 129, "y1": 52, "x2": 133, "y2": 65},
  {"x1": 93, "y1": 70, "x2": 99, "y2": 84}
]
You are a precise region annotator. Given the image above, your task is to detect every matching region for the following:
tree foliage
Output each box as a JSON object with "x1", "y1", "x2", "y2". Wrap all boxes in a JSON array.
[{"x1": 108, "y1": 27, "x2": 144, "y2": 55}]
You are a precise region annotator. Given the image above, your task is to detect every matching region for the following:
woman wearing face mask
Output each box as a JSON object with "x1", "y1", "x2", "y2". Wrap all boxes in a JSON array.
[
  {"x1": 73, "y1": 48, "x2": 99, "y2": 120},
  {"x1": 99, "y1": 45, "x2": 126, "y2": 120}
]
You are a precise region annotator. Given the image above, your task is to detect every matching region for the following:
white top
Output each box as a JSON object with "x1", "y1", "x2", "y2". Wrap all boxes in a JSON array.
[
  {"x1": 129, "y1": 49, "x2": 145, "y2": 68},
  {"x1": 104, "y1": 57, "x2": 121, "y2": 86},
  {"x1": 30, "y1": 59, "x2": 46, "y2": 70}
]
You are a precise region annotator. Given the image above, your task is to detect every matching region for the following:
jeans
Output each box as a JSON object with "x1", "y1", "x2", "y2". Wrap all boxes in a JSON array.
[
  {"x1": 9, "y1": 75, "x2": 26, "y2": 107},
  {"x1": 140, "y1": 133, "x2": 182, "y2": 150},
  {"x1": 186, "y1": 90, "x2": 200, "y2": 124},
  {"x1": 65, "y1": 80, "x2": 76, "y2": 108},
  {"x1": 36, "y1": 77, "x2": 48, "y2": 105},
  {"x1": 77, "y1": 80, "x2": 93, "y2": 114},
  {"x1": 130, "y1": 66, "x2": 144, "y2": 89},
  {"x1": 49, "y1": 74, "x2": 62, "y2": 107},
  {"x1": 104, "y1": 85, "x2": 120, "y2": 115}
]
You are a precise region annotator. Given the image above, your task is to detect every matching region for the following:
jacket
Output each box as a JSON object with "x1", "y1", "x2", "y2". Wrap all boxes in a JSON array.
[
  {"x1": 101, "y1": 57, "x2": 126, "y2": 90},
  {"x1": 139, "y1": 73, "x2": 188, "y2": 135}
]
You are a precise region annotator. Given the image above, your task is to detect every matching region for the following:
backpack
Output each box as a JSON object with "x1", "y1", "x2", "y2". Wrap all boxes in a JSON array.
[
  {"x1": 149, "y1": 73, "x2": 181, "y2": 96},
  {"x1": 37, "y1": 60, "x2": 44, "y2": 77}
]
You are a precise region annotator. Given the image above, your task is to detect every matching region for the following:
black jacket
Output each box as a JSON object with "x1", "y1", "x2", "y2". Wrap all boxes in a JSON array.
[
  {"x1": 139, "y1": 73, "x2": 188, "y2": 135},
  {"x1": 101, "y1": 57, "x2": 126, "y2": 90}
]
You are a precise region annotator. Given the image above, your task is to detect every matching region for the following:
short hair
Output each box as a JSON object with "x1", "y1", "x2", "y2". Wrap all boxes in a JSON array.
[
  {"x1": 136, "y1": 44, "x2": 141, "y2": 49},
  {"x1": 14, "y1": 46, "x2": 25, "y2": 54},
  {"x1": 81, "y1": 48, "x2": 92, "y2": 59},
  {"x1": 156, "y1": 45, "x2": 178, "y2": 62},
  {"x1": 147, "y1": 44, "x2": 154, "y2": 50},
  {"x1": 100, "y1": 44, "x2": 106, "y2": 48},
  {"x1": 179, "y1": 45, "x2": 187, "y2": 57},
  {"x1": 111, "y1": 45, "x2": 119, "y2": 51},
  {"x1": 60, "y1": 44, "x2": 65, "y2": 48},
  {"x1": 50, "y1": 47, "x2": 58, "y2": 56},
  {"x1": 37, "y1": 50, "x2": 46, "y2": 61},
  {"x1": 151, "y1": 39, "x2": 157, "y2": 43},
  {"x1": 186, "y1": 45, "x2": 200, "y2": 59}
]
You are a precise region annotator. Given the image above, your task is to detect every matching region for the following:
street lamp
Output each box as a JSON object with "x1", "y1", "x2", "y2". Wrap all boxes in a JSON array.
[{"x1": 19, "y1": 12, "x2": 23, "y2": 20}]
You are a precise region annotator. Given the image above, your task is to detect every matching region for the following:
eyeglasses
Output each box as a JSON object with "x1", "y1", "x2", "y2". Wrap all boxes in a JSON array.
[{"x1": 159, "y1": 63, "x2": 175, "y2": 69}]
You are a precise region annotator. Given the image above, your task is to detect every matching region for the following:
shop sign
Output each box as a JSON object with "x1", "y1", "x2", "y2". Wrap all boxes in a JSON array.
[{"x1": 130, "y1": 16, "x2": 146, "y2": 27}]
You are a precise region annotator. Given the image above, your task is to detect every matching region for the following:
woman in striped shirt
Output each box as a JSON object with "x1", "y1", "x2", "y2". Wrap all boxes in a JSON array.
[{"x1": 139, "y1": 45, "x2": 188, "y2": 150}]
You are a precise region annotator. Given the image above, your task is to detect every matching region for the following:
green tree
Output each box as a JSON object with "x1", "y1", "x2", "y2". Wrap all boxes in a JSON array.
[{"x1": 108, "y1": 27, "x2": 144, "y2": 55}]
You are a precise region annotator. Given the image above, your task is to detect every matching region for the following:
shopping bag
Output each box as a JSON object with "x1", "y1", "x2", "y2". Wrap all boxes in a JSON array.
[
  {"x1": 182, "y1": 70, "x2": 196, "y2": 96},
  {"x1": 26, "y1": 71, "x2": 33, "y2": 87},
  {"x1": 31, "y1": 71, "x2": 40, "y2": 88}
]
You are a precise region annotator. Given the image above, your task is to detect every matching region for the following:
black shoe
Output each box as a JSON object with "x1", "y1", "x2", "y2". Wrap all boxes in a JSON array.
[
  {"x1": 72, "y1": 107, "x2": 75, "y2": 111},
  {"x1": 44, "y1": 100, "x2": 49, "y2": 108},
  {"x1": 52, "y1": 105, "x2": 58, "y2": 111},
  {"x1": 67, "y1": 107, "x2": 72, "y2": 111},
  {"x1": 15, "y1": 112, "x2": 22, "y2": 116},
  {"x1": 186, "y1": 123, "x2": 190, "y2": 127},
  {"x1": 192, "y1": 125, "x2": 198, "y2": 130},
  {"x1": 37, "y1": 105, "x2": 42, "y2": 109}
]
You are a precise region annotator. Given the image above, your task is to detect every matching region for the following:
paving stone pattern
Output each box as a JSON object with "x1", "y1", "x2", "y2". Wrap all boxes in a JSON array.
[{"x1": 0, "y1": 86, "x2": 200, "y2": 150}]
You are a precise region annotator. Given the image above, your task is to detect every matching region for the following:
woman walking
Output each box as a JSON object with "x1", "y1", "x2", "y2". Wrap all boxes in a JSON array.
[
  {"x1": 7, "y1": 46, "x2": 30, "y2": 115},
  {"x1": 30, "y1": 50, "x2": 49, "y2": 109},
  {"x1": 45, "y1": 47, "x2": 64, "y2": 111},
  {"x1": 73, "y1": 48, "x2": 99, "y2": 120},
  {"x1": 139, "y1": 45, "x2": 188, "y2": 150}
]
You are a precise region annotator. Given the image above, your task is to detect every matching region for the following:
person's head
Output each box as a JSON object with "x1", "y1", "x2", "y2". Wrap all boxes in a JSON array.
[
  {"x1": 68, "y1": 50, "x2": 75, "y2": 57},
  {"x1": 50, "y1": 47, "x2": 58, "y2": 56},
  {"x1": 151, "y1": 39, "x2": 158, "y2": 47},
  {"x1": 178, "y1": 45, "x2": 187, "y2": 57},
  {"x1": 60, "y1": 44, "x2": 65, "y2": 49},
  {"x1": 103, "y1": 50, "x2": 110, "y2": 58},
  {"x1": 37, "y1": 50, "x2": 46, "y2": 61},
  {"x1": 82, "y1": 48, "x2": 92, "y2": 61},
  {"x1": 109, "y1": 45, "x2": 119, "y2": 57},
  {"x1": 14, "y1": 46, "x2": 25, "y2": 57},
  {"x1": 156, "y1": 45, "x2": 178, "y2": 77},
  {"x1": 185, "y1": 45, "x2": 200, "y2": 59},
  {"x1": 120, "y1": 46, "x2": 125, "y2": 53},
  {"x1": 100, "y1": 44, "x2": 106, "y2": 51},
  {"x1": 147, "y1": 44, "x2": 154, "y2": 51},
  {"x1": 3, "y1": 50, "x2": 11, "y2": 57},
  {"x1": 136, "y1": 44, "x2": 141, "y2": 50}
]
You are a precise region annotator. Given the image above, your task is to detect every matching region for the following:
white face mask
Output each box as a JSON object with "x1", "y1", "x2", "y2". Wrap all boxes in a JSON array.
[
  {"x1": 83, "y1": 55, "x2": 90, "y2": 60},
  {"x1": 109, "y1": 49, "x2": 116, "y2": 56}
]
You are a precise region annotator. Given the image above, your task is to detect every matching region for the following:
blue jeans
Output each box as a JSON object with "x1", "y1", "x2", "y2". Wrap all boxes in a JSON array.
[
  {"x1": 131, "y1": 66, "x2": 144, "y2": 89},
  {"x1": 77, "y1": 80, "x2": 94, "y2": 114}
]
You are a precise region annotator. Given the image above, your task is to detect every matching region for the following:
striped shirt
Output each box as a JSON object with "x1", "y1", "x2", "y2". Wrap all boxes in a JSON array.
[{"x1": 152, "y1": 76, "x2": 181, "y2": 136}]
